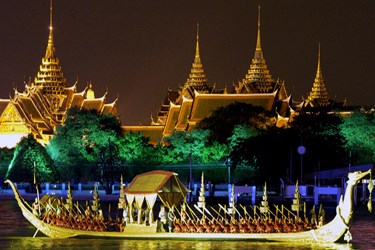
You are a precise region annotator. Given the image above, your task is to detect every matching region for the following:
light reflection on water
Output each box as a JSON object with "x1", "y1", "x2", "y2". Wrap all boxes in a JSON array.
[
  {"x1": 0, "y1": 238, "x2": 355, "y2": 250},
  {"x1": 1, "y1": 200, "x2": 373, "y2": 250}
]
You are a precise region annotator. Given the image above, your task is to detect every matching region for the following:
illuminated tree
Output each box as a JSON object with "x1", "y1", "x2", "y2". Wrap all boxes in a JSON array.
[
  {"x1": 6, "y1": 135, "x2": 57, "y2": 185},
  {"x1": 340, "y1": 110, "x2": 375, "y2": 164},
  {"x1": 162, "y1": 129, "x2": 228, "y2": 165},
  {"x1": 0, "y1": 147, "x2": 14, "y2": 180},
  {"x1": 228, "y1": 124, "x2": 259, "y2": 150},
  {"x1": 116, "y1": 132, "x2": 154, "y2": 165},
  {"x1": 47, "y1": 107, "x2": 123, "y2": 181}
]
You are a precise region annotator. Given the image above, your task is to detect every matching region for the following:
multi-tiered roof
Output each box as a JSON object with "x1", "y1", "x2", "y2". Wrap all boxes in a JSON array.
[
  {"x1": 125, "y1": 7, "x2": 287, "y2": 143},
  {"x1": 33, "y1": 1, "x2": 67, "y2": 112},
  {"x1": 0, "y1": 1, "x2": 117, "y2": 147},
  {"x1": 305, "y1": 44, "x2": 330, "y2": 107},
  {"x1": 235, "y1": 6, "x2": 278, "y2": 94},
  {"x1": 183, "y1": 23, "x2": 210, "y2": 93}
]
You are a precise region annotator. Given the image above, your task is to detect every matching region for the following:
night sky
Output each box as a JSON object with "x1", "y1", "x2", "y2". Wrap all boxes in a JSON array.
[{"x1": 0, "y1": 1, "x2": 374, "y2": 125}]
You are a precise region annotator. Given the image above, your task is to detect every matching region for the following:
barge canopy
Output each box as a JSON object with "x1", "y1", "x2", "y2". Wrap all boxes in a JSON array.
[{"x1": 124, "y1": 170, "x2": 189, "y2": 209}]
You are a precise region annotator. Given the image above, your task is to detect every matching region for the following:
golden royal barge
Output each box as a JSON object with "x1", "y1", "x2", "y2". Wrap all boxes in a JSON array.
[{"x1": 6, "y1": 169, "x2": 373, "y2": 243}]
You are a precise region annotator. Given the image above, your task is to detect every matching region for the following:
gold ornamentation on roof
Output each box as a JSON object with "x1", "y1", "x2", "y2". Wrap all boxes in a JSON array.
[
  {"x1": 33, "y1": 0, "x2": 66, "y2": 111},
  {"x1": 239, "y1": 6, "x2": 276, "y2": 94},
  {"x1": 184, "y1": 23, "x2": 208, "y2": 91},
  {"x1": 86, "y1": 82, "x2": 95, "y2": 100},
  {"x1": 307, "y1": 43, "x2": 329, "y2": 107}
]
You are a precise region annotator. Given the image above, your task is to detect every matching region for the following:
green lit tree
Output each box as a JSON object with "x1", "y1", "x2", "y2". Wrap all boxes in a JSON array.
[
  {"x1": 6, "y1": 134, "x2": 57, "y2": 186},
  {"x1": 47, "y1": 107, "x2": 123, "y2": 181},
  {"x1": 162, "y1": 129, "x2": 228, "y2": 165},
  {"x1": 0, "y1": 147, "x2": 14, "y2": 181},
  {"x1": 340, "y1": 110, "x2": 375, "y2": 164},
  {"x1": 116, "y1": 132, "x2": 155, "y2": 165},
  {"x1": 228, "y1": 124, "x2": 259, "y2": 150}
]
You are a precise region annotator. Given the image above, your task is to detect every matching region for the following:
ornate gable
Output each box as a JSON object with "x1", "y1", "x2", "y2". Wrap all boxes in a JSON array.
[{"x1": 0, "y1": 102, "x2": 30, "y2": 134}]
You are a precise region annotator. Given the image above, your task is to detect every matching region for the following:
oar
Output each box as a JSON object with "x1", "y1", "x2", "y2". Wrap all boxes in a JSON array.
[
  {"x1": 32, "y1": 229, "x2": 39, "y2": 238},
  {"x1": 248, "y1": 205, "x2": 260, "y2": 220},
  {"x1": 232, "y1": 205, "x2": 244, "y2": 219},
  {"x1": 194, "y1": 205, "x2": 221, "y2": 226},
  {"x1": 178, "y1": 204, "x2": 199, "y2": 231},
  {"x1": 281, "y1": 204, "x2": 300, "y2": 222},
  {"x1": 210, "y1": 206, "x2": 225, "y2": 221},
  {"x1": 219, "y1": 204, "x2": 237, "y2": 224},
  {"x1": 185, "y1": 203, "x2": 200, "y2": 222},
  {"x1": 239, "y1": 204, "x2": 254, "y2": 222}
]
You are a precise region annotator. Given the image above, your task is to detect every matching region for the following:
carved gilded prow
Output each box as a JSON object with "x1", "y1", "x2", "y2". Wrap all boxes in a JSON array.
[{"x1": 340, "y1": 170, "x2": 372, "y2": 225}]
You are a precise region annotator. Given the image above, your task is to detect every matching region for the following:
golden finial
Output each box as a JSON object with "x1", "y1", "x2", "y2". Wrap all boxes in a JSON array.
[
  {"x1": 256, "y1": 5, "x2": 261, "y2": 51},
  {"x1": 195, "y1": 22, "x2": 200, "y2": 60},
  {"x1": 50, "y1": 0, "x2": 53, "y2": 31},
  {"x1": 86, "y1": 82, "x2": 95, "y2": 99},
  {"x1": 45, "y1": 0, "x2": 56, "y2": 59},
  {"x1": 48, "y1": 0, "x2": 54, "y2": 47},
  {"x1": 316, "y1": 43, "x2": 323, "y2": 80},
  {"x1": 253, "y1": 5, "x2": 264, "y2": 60}
]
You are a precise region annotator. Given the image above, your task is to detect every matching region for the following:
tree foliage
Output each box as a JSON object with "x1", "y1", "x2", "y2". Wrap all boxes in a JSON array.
[
  {"x1": 116, "y1": 132, "x2": 155, "y2": 165},
  {"x1": 340, "y1": 110, "x2": 375, "y2": 164},
  {"x1": 196, "y1": 102, "x2": 276, "y2": 143},
  {"x1": 47, "y1": 107, "x2": 123, "y2": 181},
  {"x1": 161, "y1": 129, "x2": 228, "y2": 165},
  {"x1": 0, "y1": 147, "x2": 14, "y2": 179},
  {"x1": 6, "y1": 134, "x2": 57, "y2": 184}
]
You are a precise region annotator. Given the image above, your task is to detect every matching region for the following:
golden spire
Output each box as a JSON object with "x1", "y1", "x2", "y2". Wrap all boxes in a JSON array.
[
  {"x1": 307, "y1": 43, "x2": 329, "y2": 107},
  {"x1": 184, "y1": 23, "x2": 208, "y2": 90},
  {"x1": 240, "y1": 6, "x2": 275, "y2": 94},
  {"x1": 255, "y1": 5, "x2": 263, "y2": 59},
  {"x1": 195, "y1": 23, "x2": 201, "y2": 64},
  {"x1": 45, "y1": 0, "x2": 56, "y2": 59},
  {"x1": 34, "y1": 0, "x2": 66, "y2": 111},
  {"x1": 315, "y1": 43, "x2": 323, "y2": 80}
]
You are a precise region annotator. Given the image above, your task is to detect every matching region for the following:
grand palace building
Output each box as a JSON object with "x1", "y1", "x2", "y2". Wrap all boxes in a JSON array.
[
  {"x1": 0, "y1": 4, "x2": 346, "y2": 148},
  {"x1": 123, "y1": 7, "x2": 346, "y2": 144},
  {"x1": 0, "y1": 3, "x2": 117, "y2": 148}
]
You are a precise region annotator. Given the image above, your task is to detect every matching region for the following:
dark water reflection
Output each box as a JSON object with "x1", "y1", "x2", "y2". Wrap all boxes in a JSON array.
[{"x1": 1, "y1": 200, "x2": 374, "y2": 249}]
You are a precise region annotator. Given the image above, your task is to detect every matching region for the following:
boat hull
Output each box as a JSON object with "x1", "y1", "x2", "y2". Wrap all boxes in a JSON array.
[
  {"x1": 5, "y1": 179, "x2": 354, "y2": 243},
  {"x1": 19, "y1": 198, "x2": 343, "y2": 242}
]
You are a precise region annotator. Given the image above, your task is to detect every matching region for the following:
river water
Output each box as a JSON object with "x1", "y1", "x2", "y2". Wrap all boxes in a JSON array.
[{"x1": 0, "y1": 199, "x2": 374, "y2": 250}]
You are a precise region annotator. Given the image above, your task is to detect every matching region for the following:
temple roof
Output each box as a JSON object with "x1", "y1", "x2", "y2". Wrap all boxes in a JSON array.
[
  {"x1": 189, "y1": 90, "x2": 277, "y2": 123},
  {"x1": 81, "y1": 95, "x2": 105, "y2": 111},
  {"x1": 102, "y1": 100, "x2": 118, "y2": 115},
  {"x1": 162, "y1": 102, "x2": 181, "y2": 136},
  {"x1": 0, "y1": 99, "x2": 9, "y2": 115},
  {"x1": 123, "y1": 125, "x2": 164, "y2": 145},
  {"x1": 0, "y1": 1, "x2": 118, "y2": 146}
]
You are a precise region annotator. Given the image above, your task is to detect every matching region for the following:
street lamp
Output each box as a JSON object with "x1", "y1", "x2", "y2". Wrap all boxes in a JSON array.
[
  {"x1": 297, "y1": 144, "x2": 306, "y2": 184},
  {"x1": 226, "y1": 157, "x2": 231, "y2": 204}
]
